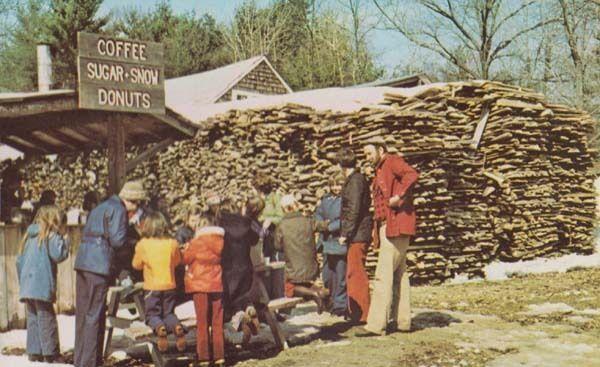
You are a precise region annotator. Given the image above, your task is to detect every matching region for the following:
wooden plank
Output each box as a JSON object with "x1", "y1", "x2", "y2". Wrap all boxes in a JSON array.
[
  {"x1": 78, "y1": 32, "x2": 164, "y2": 65},
  {"x1": 5, "y1": 225, "x2": 26, "y2": 329},
  {"x1": 78, "y1": 82, "x2": 165, "y2": 115},
  {"x1": 471, "y1": 103, "x2": 490, "y2": 150},
  {"x1": 0, "y1": 91, "x2": 77, "y2": 119},
  {"x1": 0, "y1": 226, "x2": 9, "y2": 331},
  {"x1": 268, "y1": 297, "x2": 304, "y2": 311},
  {"x1": 56, "y1": 226, "x2": 80, "y2": 313}
]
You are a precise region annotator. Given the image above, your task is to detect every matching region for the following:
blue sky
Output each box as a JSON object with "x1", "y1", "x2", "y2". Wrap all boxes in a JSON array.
[{"x1": 98, "y1": 0, "x2": 412, "y2": 75}]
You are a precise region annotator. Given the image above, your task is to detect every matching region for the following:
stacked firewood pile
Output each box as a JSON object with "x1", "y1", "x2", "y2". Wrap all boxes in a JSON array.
[{"x1": 11, "y1": 81, "x2": 597, "y2": 283}]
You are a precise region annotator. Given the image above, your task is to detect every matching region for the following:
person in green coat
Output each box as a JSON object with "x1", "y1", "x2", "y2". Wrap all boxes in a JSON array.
[{"x1": 253, "y1": 173, "x2": 284, "y2": 261}]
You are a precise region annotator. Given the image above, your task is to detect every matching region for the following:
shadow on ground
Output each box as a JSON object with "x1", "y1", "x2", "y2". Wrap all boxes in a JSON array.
[{"x1": 411, "y1": 311, "x2": 462, "y2": 331}]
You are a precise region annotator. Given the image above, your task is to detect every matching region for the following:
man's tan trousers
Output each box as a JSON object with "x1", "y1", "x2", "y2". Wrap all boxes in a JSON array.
[{"x1": 365, "y1": 224, "x2": 411, "y2": 334}]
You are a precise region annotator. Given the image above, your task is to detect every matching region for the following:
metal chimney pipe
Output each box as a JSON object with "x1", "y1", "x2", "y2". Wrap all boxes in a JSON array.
[{"x1": 37, "y1": 44, "x2": 52, "y2": 92}]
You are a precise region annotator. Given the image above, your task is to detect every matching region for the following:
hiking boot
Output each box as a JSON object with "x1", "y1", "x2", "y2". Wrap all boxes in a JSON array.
[
  {"x1": 174, "y1": 324, "x2": 187, "y2": 352},
  {"x1": 155, "y1": 325, "x2": 168, "y2": 352}
]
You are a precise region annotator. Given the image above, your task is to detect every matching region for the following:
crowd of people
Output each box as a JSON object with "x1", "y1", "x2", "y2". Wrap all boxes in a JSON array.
[{"x1": 15, "y1": 142, "x2": 419, "y2": 367}]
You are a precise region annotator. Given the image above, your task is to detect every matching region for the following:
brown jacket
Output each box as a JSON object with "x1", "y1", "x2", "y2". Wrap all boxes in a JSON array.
[{"x1": 275, "y1": 212, "x2": 326, "y2": 283}]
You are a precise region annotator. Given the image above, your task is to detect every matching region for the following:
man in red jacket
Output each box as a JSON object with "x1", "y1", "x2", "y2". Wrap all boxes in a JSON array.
[{"x1": 357, "y1": 142, "x2": 419, "y2": 336}]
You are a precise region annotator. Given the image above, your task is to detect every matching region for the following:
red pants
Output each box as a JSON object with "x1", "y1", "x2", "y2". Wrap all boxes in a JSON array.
[
  {"x1": 193, "y1": 292, "x2": 224, "y2": 363},
  {"x1": 347, "y1": 242, "x2": 371, "y2": 322}
]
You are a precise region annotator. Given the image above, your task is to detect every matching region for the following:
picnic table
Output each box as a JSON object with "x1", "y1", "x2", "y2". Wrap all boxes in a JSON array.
[{"x1": 103, "y1": 261, "x2": 305, "y2": 365}]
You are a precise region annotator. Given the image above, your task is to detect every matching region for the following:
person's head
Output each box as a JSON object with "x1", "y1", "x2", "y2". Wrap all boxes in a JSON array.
[
  {"x1": 328, "y1": 173, "x2": 345, "y2": 196},
  {"x1": 196, "y1": 214, "x2": 216, "y2": 229},
  {"x1": 35, "y1": 205, "x2": 66, "y2": 244},
  {"x1": 243, "y1": 195, "x2": 265, "y2": 219},
  {"x1": 336, "y1": 148, "x2": 357, "y2": 171},
  {"x1": 39, "y1": 190, "x2": 57, "y2": 206},
  {"x1": 280, "y1": 194, "x2": 298, "y2": 213},
  {"x1": 252, "y1": 173, "x2": 274, "y2": 195},
  {"x1": 140, "y1": 210, "x2": 170, "y2": 238},
  {"x1": 82, "y1": 191, "x2": 100, "y2": 212},
  {"x1": 363, "y1": 143, "x2": 387, "y2": 165},
  {"x1": 119, "y1": 180, "x2": 147, "y2": 212},
  {"x1": 182, "y1": 205, "x2": 203, "y2": 230}
]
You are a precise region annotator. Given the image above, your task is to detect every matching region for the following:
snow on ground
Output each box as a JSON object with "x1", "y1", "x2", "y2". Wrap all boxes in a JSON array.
[
  {"x1": 0, "y1": 300, "x2": 337, "y2": 366},
  {"x1": 451, "y1": 240, "x2": 600, "y2": 284}
]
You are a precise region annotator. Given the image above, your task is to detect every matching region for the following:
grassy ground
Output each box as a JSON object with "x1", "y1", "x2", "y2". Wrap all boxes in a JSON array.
[
  {"x1": 233, "y1": 268, "x2": 600, "y2": 367},
  {"x1": 412, "y1": 267, "x2": 600, "y2": 333}
]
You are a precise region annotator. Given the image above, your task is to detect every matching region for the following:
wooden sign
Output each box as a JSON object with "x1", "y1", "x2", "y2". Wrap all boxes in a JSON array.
[{"x1": 77, "y1": 32, "x2": 165, "y2": 114}]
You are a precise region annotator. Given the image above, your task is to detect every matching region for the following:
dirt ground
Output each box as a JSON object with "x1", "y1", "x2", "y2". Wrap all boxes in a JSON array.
[
  {"x1": 231, "y1": 268, "x2": 600, "y2": 367},
  {"x1": 3, "y1": 268, "x2": 598, "y2": 366}
]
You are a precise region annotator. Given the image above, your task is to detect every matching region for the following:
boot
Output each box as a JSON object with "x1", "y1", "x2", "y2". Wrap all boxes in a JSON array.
[
  {"x1": 293, "y1": 285, "x2": 325, "y2": 314},
  {"x1": 240, "y1": 319, "x2": 252, "y2": 346},
  {"x1": 214, "y1": 358, "x2": 226, "y2": 367},
  {"x1": 245, "y1": 305, "x2": 260, "y2": 335},
  {"x1": 43, "y1": 354, "x2": 68, "y2": 364},
  {"x1": 174, "y1": 324, "x2": 186, "y2": 352},
  {"x1": 28, "y1": 354, "x2": 43, "y2": 362},
  {"x1": 155, "y1": 325, "x2": 168, "y2": 352}
]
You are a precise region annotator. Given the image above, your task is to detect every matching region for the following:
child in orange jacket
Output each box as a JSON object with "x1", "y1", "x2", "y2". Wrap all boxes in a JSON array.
[
  {"x1": 182, "y1": 215, "x2": 225, "y2": 367},
  {"x1": 132, "y1": 211, "x2": 185, "y2": 353}
]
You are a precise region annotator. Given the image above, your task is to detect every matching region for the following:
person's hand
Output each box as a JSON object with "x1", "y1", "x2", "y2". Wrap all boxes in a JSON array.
[
  {"x1": 262, "y1": 218, "x2": 272, "y2": 230},
  {"x1": 389, "y1": 195, "x2": 401, "y2": 208},
  {"x1": 339, "y1": 237, "x2": 347, "y2": 245}
]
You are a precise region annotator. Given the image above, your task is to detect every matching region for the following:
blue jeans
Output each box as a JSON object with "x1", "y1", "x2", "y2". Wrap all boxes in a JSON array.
[
  {"x1": 145, "y1": 289, "x2": 180, "y2": 333},
  {"x1": 25, "y1": 299, "x2": 60, "y2": 357},
  {"x1": 322, "y1": 254, "x2": 348, "y2": 314}
]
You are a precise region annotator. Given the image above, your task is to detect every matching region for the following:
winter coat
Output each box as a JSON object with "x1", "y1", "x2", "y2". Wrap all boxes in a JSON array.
[
  {"x1": 275, "y1": 212, "x2": 326, "y2": 283},
  {"x1": 75, "y1": 195, "x2": 128, "y2": 276},
  {"x1": 132, "y1": 238, "x2": 181, "y2": 291},
  {"x1": 314, "y1": 194, "x2": 345, "y2": 255},
  {"x1": 182, "y1": 226, "x2": 224, "y2": 293},
  {"x1": 19, "y1": 224, "x2": 69, "y2": 302},
  {"x1": 219, "y1": 212, "x2": 260, "y2": 311},
  {"x1": 175, "y1": 225, "x2": 194, "y2": 245},
  {"x1": 259, "y1": 191, "x2": 284, "y2": 225},
  {"x1": 372, "y1": 154, "x2": 419, "y2": 237},
  {"x1": 341, "y1": 171, "x2": 373, "y2": 244}
]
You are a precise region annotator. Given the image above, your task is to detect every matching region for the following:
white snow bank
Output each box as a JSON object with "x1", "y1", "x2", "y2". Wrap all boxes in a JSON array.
[
  {"x1": 171, "y1": 83, "x2": 450, "y2": 124},
  {"x1": 483, "y1": 249, "x2": 600, "y2": 282},
  {"x1": 451, "y1": 240, "x2": 600, "y2": 284}
]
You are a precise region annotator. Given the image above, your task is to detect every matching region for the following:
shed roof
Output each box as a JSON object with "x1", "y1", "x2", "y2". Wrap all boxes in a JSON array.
[
  {"x1": 0, "y1": 90, "x2": 196, "y2": 156},
  {"x1": 165, "y1": 55, "x2": 292, "y2": 112}
]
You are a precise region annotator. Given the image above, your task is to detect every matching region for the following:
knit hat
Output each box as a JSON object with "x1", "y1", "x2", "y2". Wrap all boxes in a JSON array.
[
  {"x1": 280, "y1": 194, "x2": 297, "y2": 209},
  {"x1": 205, "y1": 192, "x2": 221, "y2": 206},
  {"x1": 119, "y1": 180, "x2": 147, "y2": 201}
]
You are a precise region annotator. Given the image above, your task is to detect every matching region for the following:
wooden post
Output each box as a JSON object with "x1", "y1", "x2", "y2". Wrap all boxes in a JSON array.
[{"x1": 107, "y1": 115, "x2": 126, "y2": 195}]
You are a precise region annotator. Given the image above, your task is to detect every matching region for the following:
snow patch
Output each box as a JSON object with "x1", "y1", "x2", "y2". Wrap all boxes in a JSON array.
[{"x1": 519, "y1": 303, "x2": 575, "y2": 316}]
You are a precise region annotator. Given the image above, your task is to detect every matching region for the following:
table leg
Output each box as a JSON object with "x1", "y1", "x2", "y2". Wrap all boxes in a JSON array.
[
  {"x1": 104, "y1": 290, "x2": 121, "y2": 359},
  {"x1": 255, "y1": 276, "x2": 288, "y2": 350}
]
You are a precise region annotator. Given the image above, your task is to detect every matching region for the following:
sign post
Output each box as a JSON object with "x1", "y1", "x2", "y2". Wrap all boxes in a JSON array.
[{"x1": 77, "y1": 32, "x2": 165, "y2": 194}]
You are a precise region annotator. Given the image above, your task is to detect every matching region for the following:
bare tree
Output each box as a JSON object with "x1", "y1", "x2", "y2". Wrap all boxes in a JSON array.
[
  {"x1": 372, "y1": 0, "x2": 558, "y2": 80},
  {"x1": 224, "y1": 1, "x2": 294, "y2": 62},
  {"x1": 550, "y1": 0, "x2": 599, "y2": 113},
  {"x1": 337, "y1": 0, "x2": 382, "y2": 84}
]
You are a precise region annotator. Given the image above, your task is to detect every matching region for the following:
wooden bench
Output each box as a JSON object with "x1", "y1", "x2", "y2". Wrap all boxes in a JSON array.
[{"x1": 104, "y1": 283, "x2": 146, "y2": 358}]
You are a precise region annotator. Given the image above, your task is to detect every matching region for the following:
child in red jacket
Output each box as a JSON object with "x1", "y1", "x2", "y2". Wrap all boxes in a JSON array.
[{"x1": 182, "y1": 216, "x2": 225, "y2": 367}]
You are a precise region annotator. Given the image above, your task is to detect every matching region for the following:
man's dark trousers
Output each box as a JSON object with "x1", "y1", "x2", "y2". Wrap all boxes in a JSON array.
[{"x1": 74, "y1": 270, "x2": 110, "y2": 367}]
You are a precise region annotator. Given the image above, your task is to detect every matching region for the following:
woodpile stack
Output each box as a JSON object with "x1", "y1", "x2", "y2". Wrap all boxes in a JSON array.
[{"x1": 9, "y1": 81, "x2": 597, "y2": 284}]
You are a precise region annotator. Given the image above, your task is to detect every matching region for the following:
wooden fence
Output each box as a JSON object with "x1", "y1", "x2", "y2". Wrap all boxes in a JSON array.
[{"x1": 0, "y1": 224, "x2": 82, "y2": 331}]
